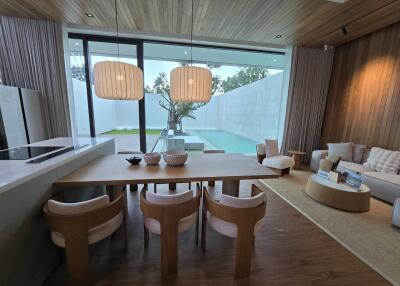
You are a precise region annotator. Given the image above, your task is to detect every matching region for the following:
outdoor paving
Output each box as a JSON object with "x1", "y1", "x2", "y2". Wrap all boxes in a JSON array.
[{"x1": 98, "y1": 134, "x2": 159, "y2": 153}]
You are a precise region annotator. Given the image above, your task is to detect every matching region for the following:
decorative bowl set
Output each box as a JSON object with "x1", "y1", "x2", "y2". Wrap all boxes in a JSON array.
[{"x1": 126, "y1": 150, "x2": 188, "y2": 166}]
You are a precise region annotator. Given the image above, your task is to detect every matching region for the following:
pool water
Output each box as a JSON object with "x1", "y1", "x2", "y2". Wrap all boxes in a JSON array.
[{"x1": 188, "y1": 129, "x2": 257, "y2": 154}]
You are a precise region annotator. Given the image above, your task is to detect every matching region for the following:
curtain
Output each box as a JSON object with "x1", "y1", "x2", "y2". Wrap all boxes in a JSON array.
[
  {"x1": 0, "y1": 16, "x2": 71, "y2": 138},
  {"x1": 281, "y1": 46, "x2": 334, "y2": 162}
]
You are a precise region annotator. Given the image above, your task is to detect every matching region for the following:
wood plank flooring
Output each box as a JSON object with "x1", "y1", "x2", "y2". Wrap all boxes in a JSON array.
[{"x1": 44, "y1": 180, "x2": 390, "y2": 286}]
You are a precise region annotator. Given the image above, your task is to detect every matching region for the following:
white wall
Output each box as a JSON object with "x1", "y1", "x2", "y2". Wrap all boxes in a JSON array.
[{"x1": 217, "y1": 72, "x2": 284, "y2": 143}]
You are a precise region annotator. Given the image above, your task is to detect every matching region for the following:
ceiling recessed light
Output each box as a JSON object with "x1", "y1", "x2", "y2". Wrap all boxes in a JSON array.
[
  {"x1": 74, "y1": 41, "x2": 80, "y2": 46},
  {"x1": 184, "y1": 51, "x2": 188, "y2": 55},
  {"x1": 273, "y1": 59, "x2": 278, "y2": 63},
  {"x1": 275, "y1": 35, "x2": 282, "y2": 38},
  {"x1": 85, "y1": 13, "x2": 94, "y2": 18}
]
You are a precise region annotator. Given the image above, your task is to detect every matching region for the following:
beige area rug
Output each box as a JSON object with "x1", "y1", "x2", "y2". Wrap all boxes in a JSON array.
[{"x1": 260, "y1": 170, "x2": 400, "y2": 286}]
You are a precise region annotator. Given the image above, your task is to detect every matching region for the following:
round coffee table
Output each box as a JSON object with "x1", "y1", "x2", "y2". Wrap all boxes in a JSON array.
[
  {"x1": 288, "y1": 150, "x2": 306, "y2": 170},
  {"x1": 305, "y1": 174, "x2": 370, "y2": 212}
]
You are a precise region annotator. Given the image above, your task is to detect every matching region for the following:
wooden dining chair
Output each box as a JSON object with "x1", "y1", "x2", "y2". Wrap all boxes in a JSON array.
[
  {"x1": 202, "y1": 184, "x2": 266, "y2": 278},
  {"x1": 203, "y1": 150, "x2": 226, "y2": 187},
  {"x1": 140, "y1": 184, "x2": 201, "y2": 277},
  {"x1": 43, "y1": 186, "x2": 128, "y2": 286}
]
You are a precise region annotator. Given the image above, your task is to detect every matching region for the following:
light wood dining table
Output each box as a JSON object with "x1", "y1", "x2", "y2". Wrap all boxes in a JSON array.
[{"x1": 54, "y1": 153, "x2": 279, "y2": 196}]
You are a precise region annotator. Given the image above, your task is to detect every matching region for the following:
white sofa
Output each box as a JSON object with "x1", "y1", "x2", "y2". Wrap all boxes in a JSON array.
[{"x1": 311, "y1": 147, "x2": 400, "y2": 204}]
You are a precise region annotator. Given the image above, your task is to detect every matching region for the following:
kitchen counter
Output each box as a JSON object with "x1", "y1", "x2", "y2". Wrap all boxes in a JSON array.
[
  {"x1": 0, "y1": 137, "x2": 115, "y2": 286},
  {"x1": 0, "y1": 137, "x2": 113, "y2": 194}
]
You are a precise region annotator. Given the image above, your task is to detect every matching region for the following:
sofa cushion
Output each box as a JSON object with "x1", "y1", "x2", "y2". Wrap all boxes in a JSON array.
[
  {"x1": 363, "y1": 147, "x2": 400, "y2": 174},
  {"x1": 265, "y1": 139, "x2": 279, "y2": 157},
  {"x1": 362, "y1": 172, "x2": 400, "y2": 204},
  {"x1": 262, "y1": 155, "x2": 294, "y2": 169},
  {"x1": 352, "y1": 144, "x2": 366, "y2": 164},
  {"x1": 336, "y1": 160, "x2": 374, "y2": 174},
  {"x1": 327, "y1": 142, "x2": 353, "y2": 162}
]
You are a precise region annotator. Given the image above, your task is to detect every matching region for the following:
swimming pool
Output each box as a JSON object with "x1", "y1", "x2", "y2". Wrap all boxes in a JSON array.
[{"x1": 188, "y1": 129, "x2": 257, "y2": 154}]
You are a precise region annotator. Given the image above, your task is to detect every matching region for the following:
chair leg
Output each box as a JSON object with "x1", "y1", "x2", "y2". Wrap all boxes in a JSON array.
[
  {"x1": 130, "y1": 184, "x2": 138, "y2": 192},
  {"x1": 154, "y1": 184, "x2": 157, "y2": 193},
  {"x1": 201, "y1": 210, "x2": 207, "y2": 253},
  {"x1": 144, "y1": 224, "x2": 149, "y2": 250},
  {"x1": 123, "y1": 190, "x2": 129, "y2": 252},
  {"x1": 234, "y1": 232, "x2": 254, "y2": 278},
  {"x1": 195, "y1": 209, "x2": 199, "y2": 245},
  {"x1": 160, "y1": 224, "x2": 178, "y2": 276},
  {"x1": 64, "y1": 234, "x2": 91, "y2": 286},
  {"x1": 208, "y1": 180, "x2": 215, "y2": 187},
  {"x1": 188, "y1": 182, "x2": 192, "y2": 190}
]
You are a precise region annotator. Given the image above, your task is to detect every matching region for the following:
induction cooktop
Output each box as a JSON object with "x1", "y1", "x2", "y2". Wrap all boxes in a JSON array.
[{"x1": 0, "y1": 146, "x2": 64, "y2": 160}]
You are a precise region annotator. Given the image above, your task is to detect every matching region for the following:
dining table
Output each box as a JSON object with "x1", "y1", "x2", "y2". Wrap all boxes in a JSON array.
[{"x1": 54, "y1": 153, "x2": 279, "y2": 196}]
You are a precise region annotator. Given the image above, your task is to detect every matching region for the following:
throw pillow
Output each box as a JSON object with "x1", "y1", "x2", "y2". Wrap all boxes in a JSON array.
[
  {"x1": 363, "y1": 147, "x2": 400, "y2": 174},
  {"x1": 327, "y1": 142, "x2": 353, "y2": 162},
  {"x1": 352, "y1": 144, "x2": 366, "y2": 163},
  {"x1": 265, "y1": 139, "x2": 279, "y2": 157}
]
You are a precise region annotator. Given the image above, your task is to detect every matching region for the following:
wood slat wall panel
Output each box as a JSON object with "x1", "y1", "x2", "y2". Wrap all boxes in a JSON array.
[{"x1": 322, "y1": 22, "x2": 400, "y2": 150}]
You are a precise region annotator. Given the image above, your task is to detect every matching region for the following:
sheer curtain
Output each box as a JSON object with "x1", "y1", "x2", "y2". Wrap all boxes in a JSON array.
[
  {"x1": 281, "y1": 46, "x2": 334, "y2": 162},
  {"x1": 0, "y1": 16, "x2": 71, "y2": 138}
]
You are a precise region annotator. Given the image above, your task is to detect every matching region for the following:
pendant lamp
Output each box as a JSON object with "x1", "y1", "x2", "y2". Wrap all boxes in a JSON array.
[
  {"x1": 92, "y1": 0, "x2": 143, "y2": 100},
  {"x1": 170, "y1": 0, "x2": 212, "y2": 103}
]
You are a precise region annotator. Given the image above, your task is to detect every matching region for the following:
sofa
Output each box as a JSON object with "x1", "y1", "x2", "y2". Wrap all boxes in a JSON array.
[{"x1": 311, "y1": 143, "x2": 400, "y2": 204}]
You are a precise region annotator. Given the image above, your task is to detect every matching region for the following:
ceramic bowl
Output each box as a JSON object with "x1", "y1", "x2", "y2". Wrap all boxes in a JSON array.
[
  {"x1": 162, "y1": 150, "x2": 188, "y2": 166},
  {"x1": 125, "y1": 156, "x2": 142, "y2": 165},
  {"x1": 144, "y1": 152, "x2": 161, "y2": 165}
]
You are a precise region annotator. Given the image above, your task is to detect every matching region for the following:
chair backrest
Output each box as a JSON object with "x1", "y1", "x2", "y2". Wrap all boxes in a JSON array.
[
  {"x1": 43, "y1": 190, "x2": 125, "y2": 241},
  {"x1": 140, "y1": 186, "x2": 201, "y2": 228},
  {"x1": 220, "y1": 192, "x2": 266, "y2": 209},
  {"x1": 256, "y1": 143, "x2": 266, "y2": 164},
  {"x1": 203, "y1": 184, "x2": 266, "y2": 232},
  {"x1": 48, "y1": 195, "x2": 109, "y2": 216},
  {"x1": 146, "y1": 190, "x2": 194, "y2": 206},
  {"x1": 203, "y1": 149, "x2": 225, "y2": 154}
]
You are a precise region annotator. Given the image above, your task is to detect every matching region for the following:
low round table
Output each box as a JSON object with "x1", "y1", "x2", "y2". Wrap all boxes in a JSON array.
[
  {"x1": 305, "y1": 174, "x2": 370, "y2": 212},
  {"x1": 288, "y1": 150, "x2": 306, "y2": 170}
]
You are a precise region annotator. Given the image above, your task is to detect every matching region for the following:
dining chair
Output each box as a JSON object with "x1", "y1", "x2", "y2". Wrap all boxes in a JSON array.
[
  {"x1": 43, "y1": 186, "x2": 128, "y2": 286},
  {"x1": 202, "y1": 184, "x2": 266, "y2": 278},
  {"x1": 203, "y1": 150, "x2": 226, "y2": 187},
  {"x1": 140, "y1": 184, "x2": 201, "y2": 277}
]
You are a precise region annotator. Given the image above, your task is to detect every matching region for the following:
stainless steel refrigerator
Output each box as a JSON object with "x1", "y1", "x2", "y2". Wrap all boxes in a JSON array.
[{"x1": 0, "y1": 85, "x2": 46, "y2": 150}]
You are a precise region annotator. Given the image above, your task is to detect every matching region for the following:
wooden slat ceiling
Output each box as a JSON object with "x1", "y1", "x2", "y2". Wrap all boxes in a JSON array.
[{"x1": 0, "y1": 0, "x2": 400, "y2": 47}]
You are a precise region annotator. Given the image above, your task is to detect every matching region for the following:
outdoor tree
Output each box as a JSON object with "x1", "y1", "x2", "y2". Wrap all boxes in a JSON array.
[
  {"x1": 145, "y1": 63, "x2": 222, "y2": 132},
  {"x1": 221, "y1": 66, "x2": 269, "y2": 92}
]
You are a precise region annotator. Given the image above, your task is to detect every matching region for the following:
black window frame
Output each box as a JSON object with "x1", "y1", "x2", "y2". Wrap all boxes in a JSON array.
[{"x1": 68, "y1": 33, "x2": 285, "y2": 153}]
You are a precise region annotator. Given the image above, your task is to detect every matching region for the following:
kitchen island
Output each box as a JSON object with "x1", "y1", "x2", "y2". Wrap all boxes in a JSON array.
[{"x1": 0, "y1": 137, "x2": 115, "y2": 286}]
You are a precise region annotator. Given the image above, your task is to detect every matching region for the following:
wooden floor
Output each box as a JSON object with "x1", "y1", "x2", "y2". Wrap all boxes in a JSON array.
[{"x1": 44, "y1": 180, "x2": 389, "y2": 286}]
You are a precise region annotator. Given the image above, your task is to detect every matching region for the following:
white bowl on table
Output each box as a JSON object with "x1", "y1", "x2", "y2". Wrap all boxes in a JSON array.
[
  {"x1": 163, "y1": 150, "x2": 188, "y2": 166},
  {"x1": 144, "y1": 152, "x2": 161, "y2": 165}
]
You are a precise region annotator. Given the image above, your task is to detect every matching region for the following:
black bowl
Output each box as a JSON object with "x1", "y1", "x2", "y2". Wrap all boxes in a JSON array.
[{"x1": 126, "y1": 156, "x2": 142, "y2": 165}]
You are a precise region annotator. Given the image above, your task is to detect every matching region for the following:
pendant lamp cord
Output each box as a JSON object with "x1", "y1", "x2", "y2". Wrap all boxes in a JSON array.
[
  {"x1": 190, "y1": 0, "x2": 193, "y2": 66},
  {"x1": 115, "y1": 0, "x2": 120, "y2": 61}
]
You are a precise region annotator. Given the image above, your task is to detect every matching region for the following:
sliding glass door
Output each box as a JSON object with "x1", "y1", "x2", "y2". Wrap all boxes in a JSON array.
[{"x1": 144, "y1": 43, "x2": 286, "y2": 154}]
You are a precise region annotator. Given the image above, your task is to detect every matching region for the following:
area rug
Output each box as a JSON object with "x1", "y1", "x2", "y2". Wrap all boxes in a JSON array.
[{"x1": 260, "y1": 170, "x2": 400, "y2": 286}]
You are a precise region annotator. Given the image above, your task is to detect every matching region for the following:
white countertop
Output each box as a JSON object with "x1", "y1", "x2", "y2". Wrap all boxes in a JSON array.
[{"x1": 0, "y1": 137, "x2": 114, "y2": 194}]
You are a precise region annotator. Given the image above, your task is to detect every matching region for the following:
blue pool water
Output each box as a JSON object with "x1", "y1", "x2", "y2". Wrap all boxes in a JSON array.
[{"x1": 188, "y1": 129, "x2": 257, "y2": 154}]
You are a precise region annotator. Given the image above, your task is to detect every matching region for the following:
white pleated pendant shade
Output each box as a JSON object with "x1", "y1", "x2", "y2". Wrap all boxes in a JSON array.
[
  {"x1": 93, "y1": 61, "x2": 143, "y2": 100},
  {"x1": 170, "y1": 66, "x2": 212, "y2": 103}
]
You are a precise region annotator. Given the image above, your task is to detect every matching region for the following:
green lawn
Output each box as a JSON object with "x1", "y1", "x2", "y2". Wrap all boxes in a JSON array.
[{"x1": 103, "y1": 129, "x2": 162, "y2": 135}]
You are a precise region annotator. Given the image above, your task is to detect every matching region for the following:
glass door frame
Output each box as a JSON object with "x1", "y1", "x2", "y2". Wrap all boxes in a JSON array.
[{"x1": 68, "y1": 32, "x2": 285, "y2": 153}]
